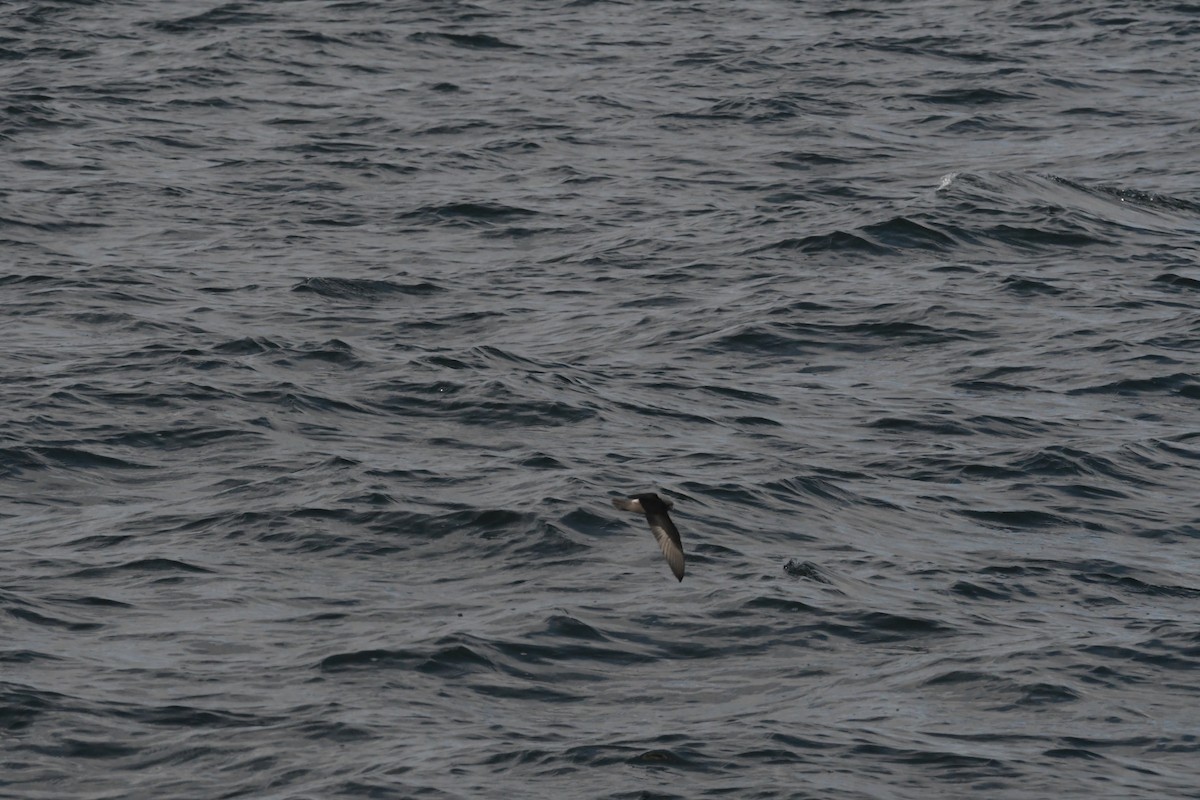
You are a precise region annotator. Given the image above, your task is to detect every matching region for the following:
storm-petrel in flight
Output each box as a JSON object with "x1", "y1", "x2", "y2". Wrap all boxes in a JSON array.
[{"x1": 611, "y1": 493, "x2": 685, "y2": 582}]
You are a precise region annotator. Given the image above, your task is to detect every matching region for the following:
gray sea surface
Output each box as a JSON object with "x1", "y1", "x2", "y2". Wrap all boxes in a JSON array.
[{"x1": 4, "y1": 2, "x2": 1200, "y2": 798}]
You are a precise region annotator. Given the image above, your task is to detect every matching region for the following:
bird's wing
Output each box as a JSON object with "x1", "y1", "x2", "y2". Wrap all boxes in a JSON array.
[{"x1": 648, "y1": 515, "x2": 685, "y2": 582}]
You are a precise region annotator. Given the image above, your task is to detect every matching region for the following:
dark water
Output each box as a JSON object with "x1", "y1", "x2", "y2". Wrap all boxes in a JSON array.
[{"x1": 4, "y1": 2, "x2": 1200, "y2": 798}]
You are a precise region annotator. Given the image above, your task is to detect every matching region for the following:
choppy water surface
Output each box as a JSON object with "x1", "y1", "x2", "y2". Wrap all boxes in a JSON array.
[{"x1": 4, "y1": 2, "x2": 1200, "y2": 798}]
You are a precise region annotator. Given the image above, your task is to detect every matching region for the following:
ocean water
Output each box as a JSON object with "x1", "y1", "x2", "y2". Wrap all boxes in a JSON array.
[{"x1": 4, "y1": 2, "x2": 1200, "y2": 798}]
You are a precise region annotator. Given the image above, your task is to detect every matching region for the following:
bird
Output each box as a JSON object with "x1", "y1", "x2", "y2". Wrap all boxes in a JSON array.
[{"x1": 611, "y1": 492, "x2": 685, "y2": 582}]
